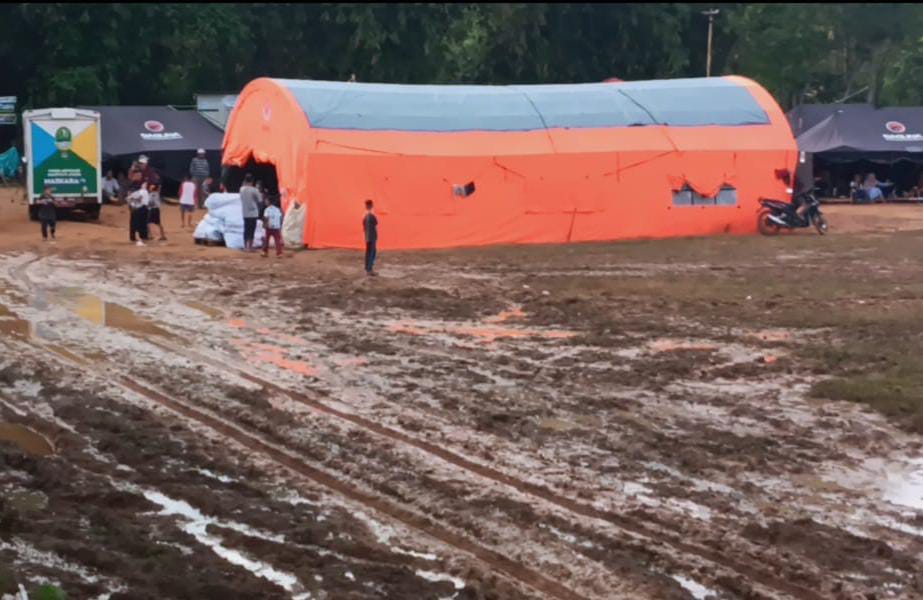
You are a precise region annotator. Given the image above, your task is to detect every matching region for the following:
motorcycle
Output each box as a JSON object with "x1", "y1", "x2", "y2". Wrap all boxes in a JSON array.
[{"x1": 757, "y1": 193, "x2": 828, "y2": 236}]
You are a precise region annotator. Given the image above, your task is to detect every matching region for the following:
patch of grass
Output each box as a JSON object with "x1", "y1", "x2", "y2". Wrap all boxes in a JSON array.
[
  {"x1": 807, "y1": 320, "x2": 923, "y2": 433},
  {"x1": 812, "y1": 367, "x2": 923, "y2": 433},
  {"x1": 32, "y1": 585, "x2": 67, "y2": 600}
]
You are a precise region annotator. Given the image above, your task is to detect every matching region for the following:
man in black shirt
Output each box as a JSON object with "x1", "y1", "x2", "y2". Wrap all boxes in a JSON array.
[
  {"x1": 363, "y1": 199, "x2": 378, "y2": 276},
  {"x1": 37, "y1": 186, "x2": 57, "y2": 241}
]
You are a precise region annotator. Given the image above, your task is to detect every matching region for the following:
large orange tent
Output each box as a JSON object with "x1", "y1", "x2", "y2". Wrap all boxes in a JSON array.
[{"x1": 222, "y1": 76, "x2": 797, "y2": 250}]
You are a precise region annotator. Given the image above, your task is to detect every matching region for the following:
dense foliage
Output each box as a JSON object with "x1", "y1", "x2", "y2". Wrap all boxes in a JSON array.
[{"x1": 2, "y1": 3, "x2": 923, "y2": 112}]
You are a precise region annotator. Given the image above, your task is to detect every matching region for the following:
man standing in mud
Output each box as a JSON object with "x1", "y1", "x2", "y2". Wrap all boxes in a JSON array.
[
  {"x1": 363, "y1": 199, "x2": 378, "y2": 276},
  {"x1": 239, "y1": 173, "x2": 262, "y2": 252}
]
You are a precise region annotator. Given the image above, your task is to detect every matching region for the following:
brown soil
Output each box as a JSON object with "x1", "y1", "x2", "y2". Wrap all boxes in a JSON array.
[{"x1": 1, "y1": 185, "x2": 922, "y2": 599}]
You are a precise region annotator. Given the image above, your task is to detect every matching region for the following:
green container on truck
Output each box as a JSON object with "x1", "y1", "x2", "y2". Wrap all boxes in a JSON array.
[{"x1": 23, "y1": 107, "x2": 102, "y2": 220}]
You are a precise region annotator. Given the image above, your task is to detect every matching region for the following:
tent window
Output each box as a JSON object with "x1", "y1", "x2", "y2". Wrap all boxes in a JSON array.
[
  {"x1": 672, "y1": 189, "x2": 693, "y2": 206},
  {"x1": 716, "y1": 186, "x2": 738, "y2": 206},
  {"x1": 672, "y1": 185, "x2": 737, "y2": 207},
  {"x1": 692, "y1": 192, "x2": 715, "y2": 206}
]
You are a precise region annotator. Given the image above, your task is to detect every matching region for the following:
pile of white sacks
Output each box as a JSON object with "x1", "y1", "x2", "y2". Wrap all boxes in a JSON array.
[{"x1": 193, "y1": 193, "x2": 265, "y2": 250}]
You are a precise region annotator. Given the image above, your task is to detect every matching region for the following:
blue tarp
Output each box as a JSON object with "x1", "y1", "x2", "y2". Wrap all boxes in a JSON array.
[
  {"x1": 277, "y1": 77, "x2": 770, "y2": 132},
  {"x1": 0, "y1": 146, "x2": 19, "y2": 179}
]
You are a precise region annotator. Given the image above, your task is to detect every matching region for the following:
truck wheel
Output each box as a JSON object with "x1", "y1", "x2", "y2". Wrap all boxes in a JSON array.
[
  {"x1": 28, "y1": 205, "x2": 38, "y2": 222},
  {"x1": 87, "y1": 205, "x2": 101, "y2": 221}
]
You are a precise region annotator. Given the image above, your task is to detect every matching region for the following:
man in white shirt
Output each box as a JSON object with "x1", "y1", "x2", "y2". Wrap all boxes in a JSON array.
[
  {"x1": 262, "y1": 199, "x2": 284, "y2": 257},
  {"x1": 179, "y1": 173, "x2": 197, "y2": 229},
  {"x1": 127, "y1": 182, "x2": 151, "y2": 246}
]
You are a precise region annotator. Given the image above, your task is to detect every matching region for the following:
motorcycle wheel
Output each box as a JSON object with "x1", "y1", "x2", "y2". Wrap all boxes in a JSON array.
[
  {"x1": 814, "y1": 214, "x2": 828, "y2": 235},
  {"x1": 758, "y1": 210, "x2": 781, "y2": 236}
]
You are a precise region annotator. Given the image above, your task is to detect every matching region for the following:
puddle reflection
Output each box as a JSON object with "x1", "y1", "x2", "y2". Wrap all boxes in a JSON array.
[
  {"x1": 0, "y1": 423, "x2": 55, "y2": 457},
  {"x1": 74, "y1": 295, "x2": 174, "y2": 338}
]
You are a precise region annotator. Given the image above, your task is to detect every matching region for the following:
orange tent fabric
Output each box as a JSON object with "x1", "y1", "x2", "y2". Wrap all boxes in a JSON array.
[{"x1": 223, "y1": 76, "x2": 797, "y2": 250}]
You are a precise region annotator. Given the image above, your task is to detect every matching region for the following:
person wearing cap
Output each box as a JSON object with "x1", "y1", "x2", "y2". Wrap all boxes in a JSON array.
[
  {"x1": 128, "y1": 158, "x2": 144, "y2": 191},
  {"x1": 138, "y1": 155, "x2": 160, "y2": 187},
  {"x1": 189, "y1": 149, "x2": 211, "y2": 209}
]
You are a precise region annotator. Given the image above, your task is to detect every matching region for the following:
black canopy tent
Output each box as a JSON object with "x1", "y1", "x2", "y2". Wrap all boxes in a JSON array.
[
  {"x1": 789, "y1": 103, "x2": 923, "y2": 199},
  {"x1": 787, "y1": 103, "x2": 859, "y2": 137},
  {"x1": 79, "y1": 105, "x2": 223, "y2": 195}
]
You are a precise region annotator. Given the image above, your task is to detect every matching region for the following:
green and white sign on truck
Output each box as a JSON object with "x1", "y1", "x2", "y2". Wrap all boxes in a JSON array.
[{"x1": 23, "y1": 107, "x2": 102, "y2": 221}]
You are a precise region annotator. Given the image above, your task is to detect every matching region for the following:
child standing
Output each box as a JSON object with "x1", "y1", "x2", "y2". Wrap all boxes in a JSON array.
[
  {"x1": 179, "y1": 173, "x2": 197, "y2": 229},
  {"x1": 147, "y1": 182, "x2": 166, "y2": 241},
  {"x1": 38, "y1": 186, "x2": 57, "y2": 242},
  {"x1": 262, "y1": 199, "x2": 284, "y2": 257}
]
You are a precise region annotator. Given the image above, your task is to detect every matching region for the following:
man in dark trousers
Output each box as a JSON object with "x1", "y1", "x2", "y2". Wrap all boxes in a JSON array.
[
  {"x1": 363, "y1": 199, "x2": 378, "y2": 276},
  {"x1": 189, "y1": 149, "x2": 211, "y2": 209},
  {"x1": 37, "y1": 186, "x2": 57, "y2": 242},
  {"x1": 239, "y1": 173, "x2": 262, "y2": 251}
]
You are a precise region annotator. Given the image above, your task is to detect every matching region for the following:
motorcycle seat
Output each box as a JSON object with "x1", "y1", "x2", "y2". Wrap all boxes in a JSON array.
[{"x1": 760, "y1": 199, "x2": 791, "y2": 211}]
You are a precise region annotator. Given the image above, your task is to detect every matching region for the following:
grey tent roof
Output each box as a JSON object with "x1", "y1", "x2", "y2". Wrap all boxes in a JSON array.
[
  {"x1": 275, "y1": 77, "x2": 771, "y2": 132},
  {"x1": 796, "y1": 105, "x2": 923, "y2": 157}
]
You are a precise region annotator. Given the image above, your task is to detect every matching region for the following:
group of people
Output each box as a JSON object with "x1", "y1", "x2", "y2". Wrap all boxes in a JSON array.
[
  {"x1": 849, "y1": 173, "x2": 893, "y2": 203},
  {"x1": 32, "y1": 151, "x2": 382, "y2": 274},
  {"x1": 239, "y1": 173, "x2": 285, "y2": 257},
  {"x1": 123, "y1": 149, "x2": 215, "y2": 246}
]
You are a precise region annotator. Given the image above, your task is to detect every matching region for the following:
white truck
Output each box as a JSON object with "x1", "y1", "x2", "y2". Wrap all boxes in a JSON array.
[{"x1": 23, "y1": 107, "x2": 102, "y2": 220}]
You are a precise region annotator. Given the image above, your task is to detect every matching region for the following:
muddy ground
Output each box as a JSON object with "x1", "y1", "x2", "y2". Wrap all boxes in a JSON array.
[{"x1": 0, "y1": 186, "x2": 922, "y2": 599}]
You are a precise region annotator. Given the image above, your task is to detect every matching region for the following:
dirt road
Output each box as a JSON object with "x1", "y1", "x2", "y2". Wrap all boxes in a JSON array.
[{"x1": 1, "y1": 186, "x2": 922, "y2": 599}]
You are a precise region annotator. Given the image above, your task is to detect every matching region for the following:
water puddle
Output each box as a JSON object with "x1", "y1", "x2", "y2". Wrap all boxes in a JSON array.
[
  {"x1": 671, "y1": 574, "x2": 715, "y2": 600},
  {"x1": 648, "y1": 338, "x2": 719, "y2": 353},
  {"x1": 0, "y1": 315, "x2": 31, "y2": 339},
  {"x1": 143, "y1": 490, "x2": 310, "y2": 598},
  {"x1": 74, "y1": 294, "x2": 174, "y2": 339},
  {"x1": 0, "y1": 423, "x2": 55, "y2": 456},
  {"x1": 537, "y1": 418, "x2": 579, "y2": 432},
  {"x1": 0, "y1": 303, "x2": 32, "y2": 339},
  {"x1": 186, "y1": 301, "x2": 223, "y2": 319},
  {"x1": 387, "y1": 320, "x2": 575, "y2": 344},
  {"x1": 415, "y1": 570, "x2": 466, "y2": 592},
  {"x1": 7, "y1": 490, "x2": 48, "y2": 512},
  {"x1": 883, "y1": 457, "x2": 923, "y2": 511}
]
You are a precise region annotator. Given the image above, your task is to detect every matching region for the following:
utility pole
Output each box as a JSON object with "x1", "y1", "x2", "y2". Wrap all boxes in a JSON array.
[{"x1": 702, "y1": 9, "x2": 720, "y2": 77}]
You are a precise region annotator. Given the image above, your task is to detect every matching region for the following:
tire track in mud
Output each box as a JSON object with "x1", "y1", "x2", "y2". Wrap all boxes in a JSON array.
[
  {"x1": 7, "y1": 255, "x2": 823, "y2": 599},
  {"x1": 17, "y1": 337, "x2": 584, "y2": 600},
  {"x1": 152, "y1": 337, "x2": 825, "y2": 600}
]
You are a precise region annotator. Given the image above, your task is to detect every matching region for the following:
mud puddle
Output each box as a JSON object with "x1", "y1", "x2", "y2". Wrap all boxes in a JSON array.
[
  {"x1": 0, "y1": 302, "x2": 31, "y2": 339},
  {"x1": 0, "y1": 423, "x2": 55, "y2": 456},
  {"x1": 186, "y1": 300, "x2": 224, "y2": 319},
  {"x1": 74, "y1": 294, "x2": 175, "y2": 339},
  {"x1": 387, "y1": 319, "x2": 575, "y2": 344},
  {"x1": 823, "y1": 457, "x2": 923, "y2": 513},
  {"x1": 885, "y1": 458, "x2": 923, "y2": 512}
]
